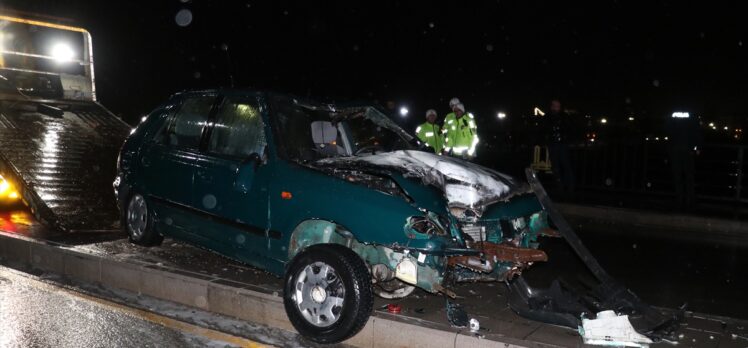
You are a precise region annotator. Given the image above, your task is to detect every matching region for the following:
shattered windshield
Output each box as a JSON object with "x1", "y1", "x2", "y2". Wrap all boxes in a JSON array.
[{"x1": 271, "y1": 95, "x2": 415, "y2": 162}]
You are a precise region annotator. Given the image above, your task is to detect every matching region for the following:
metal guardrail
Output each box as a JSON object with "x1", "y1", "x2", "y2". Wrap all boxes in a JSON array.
[{"x1": 557, "y1": 143, "x2": 748, "y2": 203}]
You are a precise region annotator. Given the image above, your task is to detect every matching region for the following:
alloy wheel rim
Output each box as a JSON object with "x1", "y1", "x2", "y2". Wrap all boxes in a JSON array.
[{"x1": 293, "y1": 261, "x2": 346, "y2": 327}]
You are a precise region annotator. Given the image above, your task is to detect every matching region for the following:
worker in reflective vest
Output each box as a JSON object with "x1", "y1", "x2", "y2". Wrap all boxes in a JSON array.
[
  {"x1": 443, "y1": 102, "x2": 479, "y2": 159},
  {"x1": 415, "y1": 109, "x2": 444, "y2": 154}
]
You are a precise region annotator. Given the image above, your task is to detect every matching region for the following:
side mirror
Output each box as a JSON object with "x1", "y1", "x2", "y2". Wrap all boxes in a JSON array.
[{"x1": 234, "y1": 153, "x2": 261, "y2": 193}]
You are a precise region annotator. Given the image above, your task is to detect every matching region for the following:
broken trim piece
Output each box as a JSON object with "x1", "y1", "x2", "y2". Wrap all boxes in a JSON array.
[{"x1": 509, "y1": 169, "x2": 684, "y2": 340}]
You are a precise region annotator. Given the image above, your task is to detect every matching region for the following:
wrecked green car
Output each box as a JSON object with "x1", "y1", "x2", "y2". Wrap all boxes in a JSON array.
[{"x1": 115, "y1": 90, "x2": 678, "y2": 344}]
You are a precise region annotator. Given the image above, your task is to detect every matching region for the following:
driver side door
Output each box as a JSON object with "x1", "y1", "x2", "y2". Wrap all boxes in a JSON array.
[{"x1": 191, "y1": 94, "x2": 272, "y2": 266}]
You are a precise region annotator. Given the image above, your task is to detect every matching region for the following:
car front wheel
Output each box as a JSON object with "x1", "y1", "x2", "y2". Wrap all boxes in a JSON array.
[{"x1": 283, "y1": 244, "x2": 372, "y2": 344}]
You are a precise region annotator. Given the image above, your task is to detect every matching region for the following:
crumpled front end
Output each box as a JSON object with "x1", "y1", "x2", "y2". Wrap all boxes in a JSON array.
[
  {"x1": 443, "y1": 208, "x2": 558, "y2": 285},
  {"x1": 373, "y1": 193, "x2": 558, "y2": 298}
]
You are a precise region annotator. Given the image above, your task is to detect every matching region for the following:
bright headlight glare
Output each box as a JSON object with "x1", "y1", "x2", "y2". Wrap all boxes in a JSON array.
[{"x1": 51, "y1": 43, "x2": 75, "y2": 62}]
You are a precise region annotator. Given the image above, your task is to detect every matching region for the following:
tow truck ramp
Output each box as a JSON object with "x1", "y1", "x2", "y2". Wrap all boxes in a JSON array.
[{"x1": 0, "y1": 100, "x2": 130, "y2": 231}]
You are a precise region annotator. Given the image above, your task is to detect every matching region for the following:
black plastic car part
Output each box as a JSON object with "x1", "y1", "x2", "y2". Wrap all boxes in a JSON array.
[{"x1": 506, "y1": 169, "x2": 684, "y2": 341}]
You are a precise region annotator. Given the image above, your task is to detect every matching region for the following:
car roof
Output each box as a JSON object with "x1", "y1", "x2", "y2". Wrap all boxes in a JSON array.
[{"x1": 170, "y1": 88, "x2": 381, "y2": 111}]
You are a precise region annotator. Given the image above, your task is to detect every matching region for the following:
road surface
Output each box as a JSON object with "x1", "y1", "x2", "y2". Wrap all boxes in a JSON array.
[{"x1": 0, "y1": 265, "x2": 268, "y2": 348}]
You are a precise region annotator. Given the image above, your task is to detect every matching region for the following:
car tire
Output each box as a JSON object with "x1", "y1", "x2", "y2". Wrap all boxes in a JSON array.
[
  {"x1": 283, "y1": 244, "x2": 372, "y2": 344},
  {"x1": 124, "y1": 193, "x2": 163, "y2": 246}
]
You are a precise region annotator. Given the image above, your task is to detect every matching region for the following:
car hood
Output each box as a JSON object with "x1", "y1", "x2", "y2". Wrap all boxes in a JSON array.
[{"x1": 316, "y1": 150, "x2": 530, "y2": 213}]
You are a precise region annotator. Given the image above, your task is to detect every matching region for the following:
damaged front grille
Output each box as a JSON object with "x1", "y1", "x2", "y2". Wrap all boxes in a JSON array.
[
  {"x1": 461, "y1": 216, "x2": 527, "y2": 244},
  {"x1": 461, "y1": 224, "x2": 486, "y2": 242}
]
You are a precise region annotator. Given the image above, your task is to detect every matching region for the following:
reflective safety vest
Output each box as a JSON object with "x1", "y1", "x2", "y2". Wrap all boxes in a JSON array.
[
  {"x1": 443, "y1": 112, "x2": 479, "y2": 156},
  {"x1": 415, "y1": 122, "x2": 444, "y2": 154}
]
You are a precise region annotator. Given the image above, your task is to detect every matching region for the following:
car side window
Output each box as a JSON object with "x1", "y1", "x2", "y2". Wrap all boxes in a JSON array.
[
  {"x1": 207, "y1": 97, "x2": 267, "y2": 159},
  {"x1": 160, "y1": 96, "x2": 214, "y2": 148}
]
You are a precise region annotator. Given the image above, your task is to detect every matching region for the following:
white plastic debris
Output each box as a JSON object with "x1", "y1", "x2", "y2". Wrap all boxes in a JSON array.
[
  {"x1": 579, "y1": 310, "x2": 653, "y2": 348},
  {"x1": 469, "y1": 318, "x2": 480, "y2": 333}
]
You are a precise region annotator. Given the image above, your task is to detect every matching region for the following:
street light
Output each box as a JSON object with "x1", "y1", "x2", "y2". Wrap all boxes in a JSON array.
[
  {"x1": 399, "y1": 106, "x2": 409, "y2": 117},
  {"x1": 600, "y1": 118, "x2": 607, "y2": 124},
  {"x1": 672, "y1": 112, "x2": 690, "y2": 118},
  {"x1": 497, "y1": 112, "x2": 506, "y2": 120},
  {"x1": 50, "y1": 42, "x2": 75, "y2": 63},
  {"x1": 628, "y1": 116, "x2": 635, "y2": 121}
]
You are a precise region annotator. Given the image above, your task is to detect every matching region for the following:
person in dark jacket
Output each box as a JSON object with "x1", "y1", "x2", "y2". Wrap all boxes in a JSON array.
[
  {"x1": 546, "y1": 99, "x2": 575, "y2": 194},
  {"x1": 665, "y1": 112, "x2": 703, "y2": 208}
]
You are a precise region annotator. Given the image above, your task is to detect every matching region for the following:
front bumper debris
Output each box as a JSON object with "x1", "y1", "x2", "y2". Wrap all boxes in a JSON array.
[{"x1": 506, "y1": 169, "x2": 683, "y2": 341}]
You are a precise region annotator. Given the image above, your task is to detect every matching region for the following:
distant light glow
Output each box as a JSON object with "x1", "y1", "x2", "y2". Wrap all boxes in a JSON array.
[
  {"x1": 399, "y1": 107, "x2": 409, "y2": 117},
  {"x1": 708, "y1": 122, "x2": 715, "y2": 127},
  {"x1": 533, "y1": 107, "x2": 545, "y2": 116},
  {"x1": 497, "y1": 112, "x2": 506, "y2": 119},
  {"x1": 672, "y1": 112, "x2": 690, "y2": 118},
  {"x1": 628, "y1": 116, "x2": 635, "y2": 121},
  {"x1": 724, "y1": 126, "x2": 729, "y2": 130},
  {"x1": 50, "y1": 42, "x2": 75, "y2": 62},
  {"x1": 600, "y1": 118, "x2": 607, "y2": 124}
]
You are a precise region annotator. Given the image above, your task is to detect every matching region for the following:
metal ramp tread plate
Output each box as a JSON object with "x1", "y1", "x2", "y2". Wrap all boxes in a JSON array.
[{"x1": 0, "y1": 101, "x2": 130, "y2": 231}]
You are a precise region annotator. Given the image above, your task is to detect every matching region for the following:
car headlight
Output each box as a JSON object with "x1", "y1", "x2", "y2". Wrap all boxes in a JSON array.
[{"x1": 406, "y1": 215, "x2": 448, "y2": 237}]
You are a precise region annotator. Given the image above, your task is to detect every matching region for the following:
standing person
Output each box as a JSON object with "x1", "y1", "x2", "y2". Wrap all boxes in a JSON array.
[
  {"x1": 448, "y1": 97, "x2": 461, "y2": 113},
  {"x1": 546, "y1": 99, "x2": 575, "y2": 194},
  {"x1": 415, "y1": 109, "x2": 445, "y2": 154},
  {"x1": 665, "y1": 112, "x2": 702, "y2": 208},
  {"x1": 443, "y1": 102, "x2": 479, "y2": 160}
]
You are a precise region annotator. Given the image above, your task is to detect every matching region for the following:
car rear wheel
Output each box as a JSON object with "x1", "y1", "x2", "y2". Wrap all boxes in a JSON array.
[
  {"x1": 283, "y1": 244, "x2": 372, "y2": 344},
  {"x1": 124, "y1": 193, "x2": 163, "y2": 246}
]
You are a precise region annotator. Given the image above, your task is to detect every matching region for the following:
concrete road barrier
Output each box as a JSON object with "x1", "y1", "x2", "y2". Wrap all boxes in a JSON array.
[{"x1": 0, "y1": 231, "x2": 536, "y2": 348}]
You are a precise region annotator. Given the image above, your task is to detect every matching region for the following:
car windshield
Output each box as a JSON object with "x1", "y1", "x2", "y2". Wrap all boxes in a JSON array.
[{"x1": 271, "y1": 96, "x2": 415, "y2": 162}]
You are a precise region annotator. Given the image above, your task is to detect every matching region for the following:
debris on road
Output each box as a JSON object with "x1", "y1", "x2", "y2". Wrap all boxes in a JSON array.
[{"x1": 579, "y1": 310, "x2": 653, "y2": 347}]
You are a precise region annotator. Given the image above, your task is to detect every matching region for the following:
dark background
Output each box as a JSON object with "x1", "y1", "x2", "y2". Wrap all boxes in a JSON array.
[{"x1": 2, "y1": 0, "x2": 746, "y2": 132}]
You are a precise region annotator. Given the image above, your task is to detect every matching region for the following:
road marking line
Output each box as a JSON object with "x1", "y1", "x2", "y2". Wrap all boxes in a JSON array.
[{"x1": 0, "y1": 267, "x2": 271, "y2": 348}]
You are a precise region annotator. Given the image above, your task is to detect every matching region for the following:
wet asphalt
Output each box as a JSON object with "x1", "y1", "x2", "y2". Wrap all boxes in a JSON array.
[
  {"x1": 528, "y1": 219, "x2": 748, "y2": 320},
  {"x1": 0, "y1": 266, "x2": 237, "y2": 348}
]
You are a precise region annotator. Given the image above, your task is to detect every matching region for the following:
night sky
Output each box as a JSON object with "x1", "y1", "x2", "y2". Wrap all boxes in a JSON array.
[{"x1": 2, "y1": 1, "x2": 746, "y2": 128}]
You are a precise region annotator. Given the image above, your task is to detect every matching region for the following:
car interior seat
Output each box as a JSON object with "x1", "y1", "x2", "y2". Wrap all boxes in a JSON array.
[{"x1": 311, "y1": 121, "x2": 346, "y2": 156}]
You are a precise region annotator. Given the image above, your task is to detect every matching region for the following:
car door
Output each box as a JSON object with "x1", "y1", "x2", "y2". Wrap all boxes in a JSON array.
[
  {"x1": 139, "y1": 93, "x2": 216, "y2": 240},
  {"x1": 192, "y1": 93, "x2": 272, "y2": 265}
]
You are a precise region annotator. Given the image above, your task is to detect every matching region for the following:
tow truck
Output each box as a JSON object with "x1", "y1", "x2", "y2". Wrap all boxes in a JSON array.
[{"x1": 0, "y1": 12, "x2": 130, "y2": 232}]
